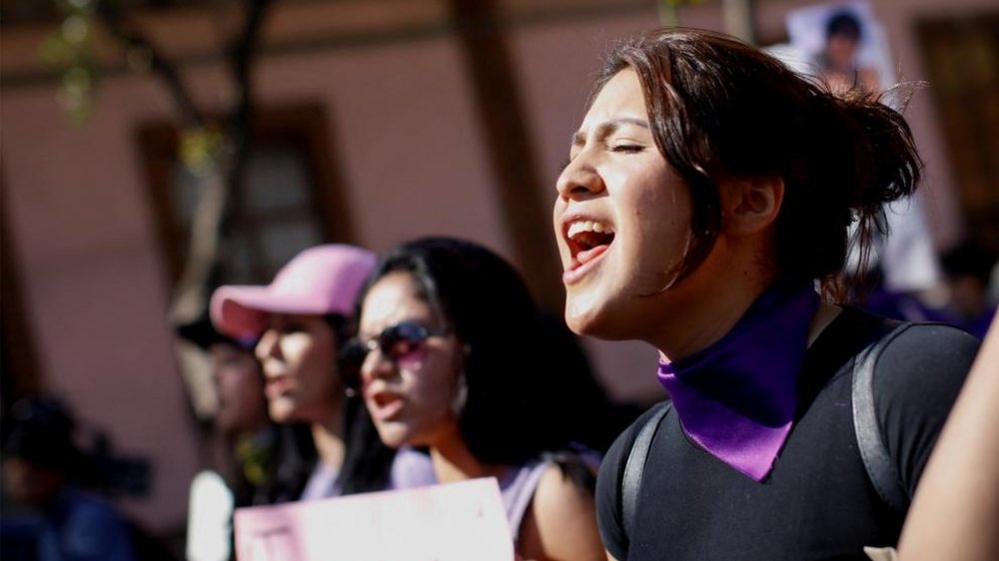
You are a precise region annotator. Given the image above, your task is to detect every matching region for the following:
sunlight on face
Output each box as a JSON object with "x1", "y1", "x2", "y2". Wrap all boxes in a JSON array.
[
  {"x1": 358, "y1": 272, "x2": 463, "y2": 449},
  {"x1": 553, "y1": 69, "x2": 693, "y2": 339},
  {"x1": 255, "y1": 314, "x2": 339, "y2": 424}
]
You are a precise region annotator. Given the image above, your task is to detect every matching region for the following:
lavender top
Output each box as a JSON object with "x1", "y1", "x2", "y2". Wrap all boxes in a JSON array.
[
  {"x1": 498, "y1": 459, "x2": 552, "y2": 543},
  {"x1": 298, "y1": 446, "x2": 436, "y2": 501}
]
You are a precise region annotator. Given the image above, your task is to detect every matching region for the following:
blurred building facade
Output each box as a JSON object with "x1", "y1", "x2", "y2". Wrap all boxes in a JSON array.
[{"x1": 2, "y1": 0, "x2": 996, "y2": 532}]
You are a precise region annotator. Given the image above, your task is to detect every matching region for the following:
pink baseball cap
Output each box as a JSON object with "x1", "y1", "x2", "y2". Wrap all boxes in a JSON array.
[{"x1": 210, "y1": 244, "x2": 377, "y2": 338}]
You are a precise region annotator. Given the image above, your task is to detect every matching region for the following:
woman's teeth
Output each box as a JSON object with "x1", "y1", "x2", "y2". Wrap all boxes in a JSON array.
[{"x1": 567, "y1": 220, "x2": 613, "y2": 239}]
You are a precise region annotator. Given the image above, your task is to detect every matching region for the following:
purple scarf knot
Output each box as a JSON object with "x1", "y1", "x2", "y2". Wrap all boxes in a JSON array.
[{"x1": 657, "y1": 284, "x2": 820, "y2": 481}]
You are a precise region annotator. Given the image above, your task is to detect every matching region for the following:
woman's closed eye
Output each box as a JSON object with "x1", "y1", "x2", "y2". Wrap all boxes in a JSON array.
[
  {"x1": 611, "y1": 143, "x2": 645, "y2": 153},
  {"x1": 560, "y1": 142, "x2": 642, "y2": 171}
]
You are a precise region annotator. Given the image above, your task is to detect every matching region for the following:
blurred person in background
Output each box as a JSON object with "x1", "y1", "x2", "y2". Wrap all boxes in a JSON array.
[
  {"x1": 1, "y1": 397, "x2": 136, "y2": 561},
  {"x1": 940, "y1": 241, "x2": 997, "y2": 339},
  {"x1": 177, "y1": 315, "x2": 322, "y2": 561},
  {"x1": 176, "y1": 315, "x2": 314, "y2": 507},
  {"x1": 353, "y1": 237, "x2": 605, "y2": 561},
  {"x1": 859, "y1": 241, "x2": 997, "y2": 339},
  {"x1": 845, "y1": 199, "x2": 947, "y2": 324},
  {"x1": 554, "y1": 29, "x2": 979, "y2": 561},
  {"x1": 210, "y1": 244, "x2": 435, "y2": 501}
]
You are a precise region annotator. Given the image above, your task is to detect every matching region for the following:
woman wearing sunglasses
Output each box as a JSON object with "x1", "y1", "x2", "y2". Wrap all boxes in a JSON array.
[
  {"x1": 352, "y1": 237, "x2": 605, "y2": 561},
  {"x1": 553, "y1": 29, "x2": 980, "y2": 561},
  {"x1": 210, "y1": 244, "x2": 435, "y2": 500}
]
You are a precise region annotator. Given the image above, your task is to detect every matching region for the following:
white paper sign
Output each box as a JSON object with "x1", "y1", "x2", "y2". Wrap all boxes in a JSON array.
[
  {"x1": 234, "y1": 478, "x2": 514, "y2": 561},
  {"x1": 187, "y1": 470, "x2": 234, "y2": 561}
]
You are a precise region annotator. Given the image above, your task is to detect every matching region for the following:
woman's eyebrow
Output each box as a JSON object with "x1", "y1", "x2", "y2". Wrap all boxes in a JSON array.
[{"x1": 571, "y1": 117, "x2": 651, "y2": 146}]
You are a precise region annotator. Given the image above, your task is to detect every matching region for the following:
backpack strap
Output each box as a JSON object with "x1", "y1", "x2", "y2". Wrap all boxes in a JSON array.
[
  {"x1": 851, "y1": 322, "x2": 914, "y2": 512},
  {"x1": 621, "y1": 401, "x2": 672, "y2": 543}
]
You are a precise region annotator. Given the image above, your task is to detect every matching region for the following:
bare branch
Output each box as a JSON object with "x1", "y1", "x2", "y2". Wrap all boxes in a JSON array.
[
  {"x1": 218, "y1": 0, "x2": 273, "y2": 243},
  {"x1": 171, "y1": 0, "x2": 274, "y2": 322},
  {"x1": 91, "y1": 0, "x2": 274, "y2": 322},
  {"x1": 228, "y1": 0, "x2": 272, "y2": 136},
  {"x1": 94, "y1": 1, "x2": 204, "y2": 128}
]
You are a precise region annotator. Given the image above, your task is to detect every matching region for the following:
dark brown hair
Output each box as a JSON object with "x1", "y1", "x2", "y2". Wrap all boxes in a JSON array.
[{"x1": 590, "y1": 28, "x2": 921, "y2": 297}]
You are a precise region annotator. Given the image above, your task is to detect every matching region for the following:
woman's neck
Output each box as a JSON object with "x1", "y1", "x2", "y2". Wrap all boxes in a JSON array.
[
  {"x1": 310, "y1": 413, "x2": 345, "y2": 469},
  {"x1": 649, "y1": 272, "x2": 772, "y2": 363},
  {"x1": 808, "y1": 302, "x2": 842, "y2": 347},
  {"x1": 650, "y1": 275, "x2": 839, "y2": 363},
  {"x1": 429, "y1": 431, "x2": 508, "y2": 484},
  {"x1": 637, "y1": 234, "x2": 777, "y2": 361}
]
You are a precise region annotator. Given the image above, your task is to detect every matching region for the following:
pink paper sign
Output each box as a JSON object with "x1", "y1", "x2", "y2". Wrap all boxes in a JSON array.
[{"x1": 234, "y1": 478, "x2": 514, "y2": 561}]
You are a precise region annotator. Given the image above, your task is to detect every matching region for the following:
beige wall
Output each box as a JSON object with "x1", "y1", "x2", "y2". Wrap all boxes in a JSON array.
[
  {"x1": 1, "y1": 0, "x2": 992, "y2": 528},
  {"x1": 256, "y1": 38, "x2": 510, "y2": 255}
]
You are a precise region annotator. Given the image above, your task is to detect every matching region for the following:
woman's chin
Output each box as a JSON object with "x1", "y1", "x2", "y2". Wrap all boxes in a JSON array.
[
  {"x1": 374, "y1": 423, "x2": 411, "y2": 449},
  {"x1": 566, "y1": 288, "x2": 600, "y2": 329},
  {"x1": 565, "y1": 292, "x2": 614, "y2": 336},
  {"x1": 565, "y1": 298, "x2": 636, "y2": 341},
  {"x1": 565, "y1": 312, "x2": 594, "y2": 336},
  {"x1": 267, "y1": 399, "x2": 298, "y2": 424}
]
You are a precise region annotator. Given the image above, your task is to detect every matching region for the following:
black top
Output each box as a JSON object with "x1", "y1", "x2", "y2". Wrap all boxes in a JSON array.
[{"x1": 596, "y1": 308, "x2": 980, "y2": 561}]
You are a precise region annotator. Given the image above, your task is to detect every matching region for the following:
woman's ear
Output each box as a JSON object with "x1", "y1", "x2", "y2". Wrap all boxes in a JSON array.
[{"x1": 720, "y1": 176, "x2": 784, "y2": 237}]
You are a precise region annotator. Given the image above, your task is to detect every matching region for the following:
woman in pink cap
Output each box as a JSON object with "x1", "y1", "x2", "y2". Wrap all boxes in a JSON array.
[{"x1": 211, "y1": 244, "x2": 435, "y2": 500}]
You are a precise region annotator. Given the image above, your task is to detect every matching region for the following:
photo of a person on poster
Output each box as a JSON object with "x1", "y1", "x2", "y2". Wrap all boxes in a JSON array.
[{"x1": 786, "y1": 1, "x2": 892, "y2": 95}]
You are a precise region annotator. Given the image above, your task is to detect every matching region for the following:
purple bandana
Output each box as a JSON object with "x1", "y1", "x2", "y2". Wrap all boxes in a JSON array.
[{"x1": 657, "y1": 284, "x2": 820, "y2": 481}]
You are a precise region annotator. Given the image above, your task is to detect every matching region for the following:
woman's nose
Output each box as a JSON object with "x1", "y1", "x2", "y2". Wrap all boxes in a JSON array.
[
  {"x1": 556, "y1": 153, "x2": 605, "y2": 201},
  {"x1": 255, "y1": 329, "x2": 279, "y2": 362},
  {"x1": 360, "y1": 348, "x2": 394, "y2": 385}
]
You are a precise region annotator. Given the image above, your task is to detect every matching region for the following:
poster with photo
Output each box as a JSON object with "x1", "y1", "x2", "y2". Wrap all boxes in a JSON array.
[{"x1": 784, "y1": 1, "x2": 896, "y2": 96}]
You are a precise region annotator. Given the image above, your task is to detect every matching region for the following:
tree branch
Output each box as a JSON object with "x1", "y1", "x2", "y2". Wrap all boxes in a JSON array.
[
  {"x1": 227, "y1": 0, "x2": 272, "y2": 145},
  {"x1": 218, "y1": 0, "x2": 273, "y2": 252},
  {"x1": 92, "y1": 0, "x2": 274, "y2": 321},
  {"x1": 171, "y1": 0, "x2": 273, "y2": 322},
  {"x1": 94, "y1": 1, "x2": 204, "y2": 128}
]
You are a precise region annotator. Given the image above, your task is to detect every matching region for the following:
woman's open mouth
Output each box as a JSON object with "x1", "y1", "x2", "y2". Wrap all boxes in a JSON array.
[
  {"x1": 368, "y1": 391, "x2": 406, "y2": 421},
  {"x1": 563, "y1": 219, "x2": 615, "y2": 285}
]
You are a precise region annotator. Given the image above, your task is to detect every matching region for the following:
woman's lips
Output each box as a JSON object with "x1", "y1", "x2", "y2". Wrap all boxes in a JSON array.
[
  {"x1": 264, "y1": 376, "x2": 294, "y2": 400},
  {"x1": 563, "y1": 243, "x2": 611, "y2": 285},
  {"x1": 368, "y1": 392, "x2": 406, "y2": 422}
]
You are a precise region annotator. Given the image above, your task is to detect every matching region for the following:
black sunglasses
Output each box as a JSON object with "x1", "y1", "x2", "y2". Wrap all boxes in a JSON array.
[{"x1": 342, "y1": 320, "x2": 448, "y2": 366}]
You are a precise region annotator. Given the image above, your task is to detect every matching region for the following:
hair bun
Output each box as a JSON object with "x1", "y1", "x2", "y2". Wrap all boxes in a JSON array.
[{"x1": 834, "y1": 88, "x2": 921, "y2": 210}]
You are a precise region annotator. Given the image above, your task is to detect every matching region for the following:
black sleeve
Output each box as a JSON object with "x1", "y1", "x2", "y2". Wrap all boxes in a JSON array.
[
  {"x1": 874, "y1": 324, "x2": 981, "y2": 497},
  {"x1": 595, "y1": 404, "x2": 664, "y2": 560}
]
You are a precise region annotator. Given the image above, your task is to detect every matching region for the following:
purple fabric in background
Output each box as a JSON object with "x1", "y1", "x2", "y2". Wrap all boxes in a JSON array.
[{"x1": 657, "y1": 284, "x2": 820, "y2": 481}]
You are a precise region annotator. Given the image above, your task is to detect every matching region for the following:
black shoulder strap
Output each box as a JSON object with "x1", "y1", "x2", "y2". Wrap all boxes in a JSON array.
[
  {"x1": 851, "y1": 321, "x2": 914, "y2": 512},
  {"x1": 621, "y1": 401, "x2": 672, "y2": 543}
]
